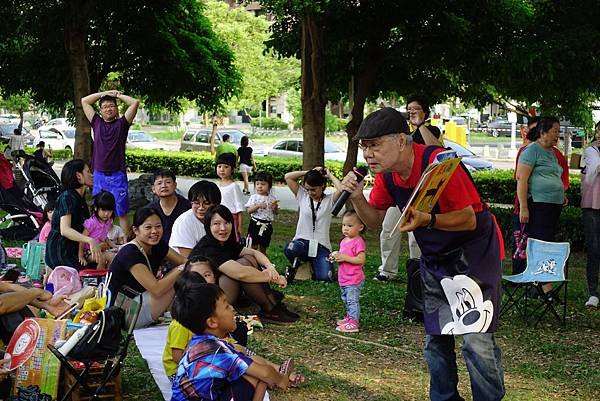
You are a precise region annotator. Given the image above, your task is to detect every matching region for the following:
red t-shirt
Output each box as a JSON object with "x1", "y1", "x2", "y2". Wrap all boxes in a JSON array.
[{"x1": 369, "y1": 143, "x2": 483, "y2": 213}]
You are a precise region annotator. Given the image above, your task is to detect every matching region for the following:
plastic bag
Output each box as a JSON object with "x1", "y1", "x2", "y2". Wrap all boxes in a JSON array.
[{"x1": 47, "y1": 266, "x2": 82, "y2": 296}]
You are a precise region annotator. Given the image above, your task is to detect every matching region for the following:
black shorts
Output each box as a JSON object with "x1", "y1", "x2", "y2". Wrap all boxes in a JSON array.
[{"x1": 247, "y1": 218, "x2": 273, "y2": 248}]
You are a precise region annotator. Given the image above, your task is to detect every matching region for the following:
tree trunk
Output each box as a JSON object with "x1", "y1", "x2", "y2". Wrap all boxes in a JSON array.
[
  {"x1": 343, "y1": 65, "x2": 377, "y2": 175},
  {"x1": 65, "y1": 1, "x2": 92, "y2": 163},
  {"x1": 300, "y1": 13, "x2": 326, "y2": 169}
]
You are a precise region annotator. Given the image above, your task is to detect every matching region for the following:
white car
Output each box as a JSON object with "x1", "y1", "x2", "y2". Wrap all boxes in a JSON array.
[
  {"x1": 268, "y1": 138, "x2": 365, "y2": 162},
  {"x1": 127, "y1": 130, "x2": 163, "y2": 150},
  {"x1": 34, "y1": 128, "x2": 76, "y2": 152},
  {"x1": 37, "y1": 118, "x2": 73, "y2": 133}
]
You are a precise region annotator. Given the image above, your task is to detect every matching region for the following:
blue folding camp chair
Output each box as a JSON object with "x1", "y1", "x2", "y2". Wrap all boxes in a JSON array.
[{"x1": 501, "y1": 238, "x2": 570, "y2": 326}]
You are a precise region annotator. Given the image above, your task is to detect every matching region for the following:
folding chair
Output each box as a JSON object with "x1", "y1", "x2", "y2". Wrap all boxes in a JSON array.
[
  {"x1": 48, "y1": 286, "x2": 141, "y2": 401},
  {"x1": 501, "y1": 238, "x2": 570, "y2": 326}
]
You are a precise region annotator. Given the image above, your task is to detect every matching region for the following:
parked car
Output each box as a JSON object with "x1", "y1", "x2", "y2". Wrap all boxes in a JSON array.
[
  {"x1": 267, "y1": 138, "x2": 365, "y2": 162},
  {"x1": 444, "y1": 139, "x2": 494, "y2": 171},
  {"x1": 180, "y1": 128, "x2": 245, "y2": 152},
  {"x1": 126, "y1": 130, "x2": 163, "y2": 150},
  {"x1": 37, "y1": 118, "x2": 73, "y2": 133},
  {"x1": 484, "y1": 117, "x2": 516, "y2": 137},
  {"x1": 34, "y1": 128, "x2": 75, "y2": 152}
]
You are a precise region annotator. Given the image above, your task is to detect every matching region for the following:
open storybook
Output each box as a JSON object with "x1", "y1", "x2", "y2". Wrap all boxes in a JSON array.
[{"x1": 389, "y1": 150, "x2": 462, "y2": 237}]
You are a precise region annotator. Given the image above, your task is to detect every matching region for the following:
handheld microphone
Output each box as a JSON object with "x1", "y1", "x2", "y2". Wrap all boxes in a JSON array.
[{"x1": 331, "y1": 166, "x2": 368, "y2": 216}]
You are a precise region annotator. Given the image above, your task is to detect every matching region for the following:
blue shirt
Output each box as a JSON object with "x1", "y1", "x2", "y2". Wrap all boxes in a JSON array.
[
  {"x1": 171, "y1": 334, "x2": 251, "y2": 401},
  {"x1": 519, "y1": 142, "x2": 564, "y2": 204}
]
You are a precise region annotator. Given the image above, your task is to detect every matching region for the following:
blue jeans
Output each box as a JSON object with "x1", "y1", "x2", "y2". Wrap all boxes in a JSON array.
[
  {"x1": 284, "y1": 239, "x2": 333, "y2": 281},
  {"x1": 583, "y1": 208, "x2": 600, "y2": 297},
  {"x1": 424, "y1": 333, "x2": 505, "y2": 401},
  {"x1": 340, "y1": 281, "x2": 364, "y2": 321}
]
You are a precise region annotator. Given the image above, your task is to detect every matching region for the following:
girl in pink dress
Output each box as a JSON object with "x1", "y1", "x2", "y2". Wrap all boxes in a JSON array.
[
  {"x1": 330, "y1": 210, "x2": 366, "y2": 333},
  {"x1": 78, "y1": 191, "x2": 117, "y2": 269}
]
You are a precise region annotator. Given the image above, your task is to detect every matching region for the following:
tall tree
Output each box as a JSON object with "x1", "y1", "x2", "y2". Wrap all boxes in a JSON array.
[
  {"x1": 204, "y1": 0, "x2": 299, "y2": 112},
  {"x1": 0, "y1": 0, "x2": 240, "y2": 161}
]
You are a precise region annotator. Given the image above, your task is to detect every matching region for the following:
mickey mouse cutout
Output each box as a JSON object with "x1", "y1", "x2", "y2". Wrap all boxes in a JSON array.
[{"x1": 440, "y1": 275, "x2": 493, "y2": 335}]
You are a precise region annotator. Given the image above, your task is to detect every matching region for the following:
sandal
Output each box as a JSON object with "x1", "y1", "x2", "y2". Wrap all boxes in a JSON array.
[
  {"x1": 278, "y1": 358, "x2": 294, "y2": 376},
  {"x1": 289, "y1": 372, "x2": 305, "y2": 387}
]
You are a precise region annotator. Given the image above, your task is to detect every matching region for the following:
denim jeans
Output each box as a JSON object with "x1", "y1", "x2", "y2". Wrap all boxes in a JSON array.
[
  {"x1": 284, "y1": 239, "x2": 333, "y2": 281},
  {"x1": 583, "y1": 208, "x2": 600, "y2": 297},
  {"x1": 340, "y1": 281, "x2": 364, "y2": 321},
  {"x1": 424, "y1": 333, "x2": 505, "y2": 401}
]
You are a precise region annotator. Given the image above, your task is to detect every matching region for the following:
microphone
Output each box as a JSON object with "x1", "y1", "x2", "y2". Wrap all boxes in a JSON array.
[{"x1": 331, "y1": 166, "x2": 368, "y2": 216}]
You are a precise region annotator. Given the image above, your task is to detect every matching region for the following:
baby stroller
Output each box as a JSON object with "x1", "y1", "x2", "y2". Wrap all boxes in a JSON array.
[
  {"x1": 0, "y1": 153, "x2": 49, "y2": 240},
  {"x1": 12, "y1": 149, "x2": 60, "y2": 210}
]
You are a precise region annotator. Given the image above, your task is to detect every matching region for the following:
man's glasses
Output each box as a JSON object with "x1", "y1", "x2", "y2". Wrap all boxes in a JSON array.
[{"x1": 100, "y1": 105, "x2": 116, "y2": 110}]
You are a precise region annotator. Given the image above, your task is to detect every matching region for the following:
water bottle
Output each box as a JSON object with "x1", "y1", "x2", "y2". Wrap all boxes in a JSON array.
[{"x1": 57, "y1": 325, "x2": 88, "y2": 356}]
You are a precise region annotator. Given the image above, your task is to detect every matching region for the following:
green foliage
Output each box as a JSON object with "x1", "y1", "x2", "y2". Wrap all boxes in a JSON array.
[
  {"x1": 125, "y1": 149, "x2": 345, "y2": 183},
  {"x1": 325, "y1": 109, "x2": 346, "y2": 132},
  {"x1": 204, "y1": 0, "x2": 300, "y2": 111},
  {"x1": 250, "y1": 116, "x2": 288, "y2": 130},
  {"x1": 472, "y1": 170, "x2": 581, "y2": 207},
  {"x1": 0, "y1": 0, "x2": 240, "y2": 113}
]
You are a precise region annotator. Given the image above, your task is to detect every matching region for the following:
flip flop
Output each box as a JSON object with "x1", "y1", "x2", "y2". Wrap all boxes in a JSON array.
[
  {"x1": 278, "y1": 358, "x2": 294, "y2": 376},
  {"x1": 289, "y1": 372, "x2": 305, "y2": 387}
]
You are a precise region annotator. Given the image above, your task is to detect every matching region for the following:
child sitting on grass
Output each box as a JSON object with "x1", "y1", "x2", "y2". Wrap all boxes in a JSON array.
[
  {"x1": 330, "y1": 210, "x2": 366, "y2": 333},
  {"x1": 170, "y1": 274, "x2": 303, "y2": 401},
  {"x1": 78, "y1": 191, "x2": 117, "y2": 269}
]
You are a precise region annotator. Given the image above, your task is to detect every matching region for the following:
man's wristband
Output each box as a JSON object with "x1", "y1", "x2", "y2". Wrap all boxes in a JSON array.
[{"x1": 426, "y1": 213, "x2": 436, "y2": 229}]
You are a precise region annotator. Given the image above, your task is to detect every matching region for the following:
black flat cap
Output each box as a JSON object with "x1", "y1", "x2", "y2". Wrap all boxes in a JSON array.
[{"x1": 354, "y1": 107, "x2": 410, "y2": 140}]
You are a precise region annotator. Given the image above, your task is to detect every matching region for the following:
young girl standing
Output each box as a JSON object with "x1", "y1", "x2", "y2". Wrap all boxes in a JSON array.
[
  {"x1": 331, "y1": 210, "x2": 366, "y2": 333},
  {"x1": 245, "y1": 172, "x2": 279, "y2": 254},
  {"x1": 216, "y1": 153, "x2": 244, "y2": 242},
  {"x1": 78, "y1": 191, "x2": 117, "y2": 269}
]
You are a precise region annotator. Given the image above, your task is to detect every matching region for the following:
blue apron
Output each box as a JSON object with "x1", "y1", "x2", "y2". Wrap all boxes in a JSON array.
[{"x1": 383, "y1": 147, "x2": 502, "y2": 335}]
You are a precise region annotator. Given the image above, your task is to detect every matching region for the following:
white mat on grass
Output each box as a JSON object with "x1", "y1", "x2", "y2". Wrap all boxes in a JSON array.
[{"x1": 133, "y1": 325, "x2": 171, "y2": 400}]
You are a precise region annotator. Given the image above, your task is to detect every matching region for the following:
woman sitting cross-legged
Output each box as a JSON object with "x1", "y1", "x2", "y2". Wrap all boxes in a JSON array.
[
  {"x1": 108, "y1": 207, "x2": 186, "y2": 328},
  {"x1": 189, "y1": 205, "x2": 298, "y2": 324}
]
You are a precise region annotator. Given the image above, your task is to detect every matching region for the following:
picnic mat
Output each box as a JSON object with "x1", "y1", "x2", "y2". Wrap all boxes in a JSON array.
[{"x1": 133, "y1": 325, "x2": 171, "y2": 400}]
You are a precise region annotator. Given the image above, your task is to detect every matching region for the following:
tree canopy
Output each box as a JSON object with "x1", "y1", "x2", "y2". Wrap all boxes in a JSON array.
[
  {"x1": 204, "y1": 0, "x2": 299, "y2": 111},
  {"x1": 0, "y1": 0, "x2": 241, "y2": 159}
]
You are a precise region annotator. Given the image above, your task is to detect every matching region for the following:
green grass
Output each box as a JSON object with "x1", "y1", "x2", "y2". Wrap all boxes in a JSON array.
[{"x1": 113, "y1": 210, "x2": 600, "y2": 401}]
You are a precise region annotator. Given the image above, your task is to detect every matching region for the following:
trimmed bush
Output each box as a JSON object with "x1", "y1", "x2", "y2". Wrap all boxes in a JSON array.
[
  {"x1": 472, "y1": 169, "x2": 581, "y2": 206},
  {"x1": 250, "y1": 116, "x2": 288, "y2": 130}
]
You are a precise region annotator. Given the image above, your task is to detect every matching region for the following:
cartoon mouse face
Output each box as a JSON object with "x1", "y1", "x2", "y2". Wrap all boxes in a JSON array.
[{"x1": 440, "y1": 275, "x2": 493, "y2": 335}]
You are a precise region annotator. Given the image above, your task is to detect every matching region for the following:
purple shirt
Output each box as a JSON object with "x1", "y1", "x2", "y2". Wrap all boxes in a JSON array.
[
  {"x1": 83, "y1": 215, "x2": 112, "y2": 250},
  {"x1": 91, "y1": 114, "x2": 129, "y2": 172}
]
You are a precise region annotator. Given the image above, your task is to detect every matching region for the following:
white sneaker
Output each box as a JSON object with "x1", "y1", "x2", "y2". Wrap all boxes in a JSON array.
[{"x1": 585, "y1": 296, "x2": 599, "y2": 307}]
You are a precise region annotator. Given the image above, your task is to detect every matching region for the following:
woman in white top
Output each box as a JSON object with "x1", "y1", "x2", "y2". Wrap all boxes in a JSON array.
[
  {"x1": 283, "y1": 167, "x2": 342, "y2": 282},
  {"x1": 581, "y1": 121, "x2": 600, "y2": 307}
]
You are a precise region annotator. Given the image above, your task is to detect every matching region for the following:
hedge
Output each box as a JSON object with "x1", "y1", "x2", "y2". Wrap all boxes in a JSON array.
[{"x1": 125, "y1": 149, "x2": 586, "y2": 250}]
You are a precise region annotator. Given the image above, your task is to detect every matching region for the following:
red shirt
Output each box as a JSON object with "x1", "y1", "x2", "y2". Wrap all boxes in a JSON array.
[{"x1": 369, "y1": 143, "x2": 483, "y2": 213}]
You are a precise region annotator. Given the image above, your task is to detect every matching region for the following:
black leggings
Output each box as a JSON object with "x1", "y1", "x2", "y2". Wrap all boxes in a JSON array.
[
  {"x1": 218, "y1": 256, "x2": 278, "y2": 313},
  {"x1": 527, "y1": 199, "x2": 562, "y2": 242}
]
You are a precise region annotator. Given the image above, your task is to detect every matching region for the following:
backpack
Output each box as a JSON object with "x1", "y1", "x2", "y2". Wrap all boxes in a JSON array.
[
  {"x1": 47, "y1": 265, "x2": 82, "y2": 296},
  {"x1": 69, "y1": 306, "x2": 125, "y2": 361},
  {"x1": 21, "y1": 240, "x2": 46, "y2": 280}
]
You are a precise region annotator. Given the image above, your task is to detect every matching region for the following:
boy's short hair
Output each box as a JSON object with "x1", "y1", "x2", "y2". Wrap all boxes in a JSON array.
[
  {"x1": 174, "y1": 270, "x2": 207, "y2": 293},
  {"x1": 172, "y1": 282, "x2": 224, "y2": 334},
  {"x1": 99, "y1": 95, "x2": 117, "y2": 108},
  {"x1": 37, "y1": 141, "x2": 45, "y2": 148},
  {"x1": 188, "y1": 180, "x2": 221, "y2": 204},
  {"x1": 153, "y1": 169, "x2": 176, "y2": 183},
  {"x1": 254, "y1": 172, "x2": 273, "y2": 188}
]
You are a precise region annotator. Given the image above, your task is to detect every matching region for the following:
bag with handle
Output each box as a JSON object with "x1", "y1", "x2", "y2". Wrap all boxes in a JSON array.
[
  {"x1": 512, "y1": 224, "x2": 528, "y2": 261},
  {"x1": 47, "y1": 265, "x2": 82, "y2": 296},
  {"x1": 69, "y1": 306, "x2": 125, "y2": 361},
  {"x1": 21, "y1": 240, "x2": 46, "y2": 280}
]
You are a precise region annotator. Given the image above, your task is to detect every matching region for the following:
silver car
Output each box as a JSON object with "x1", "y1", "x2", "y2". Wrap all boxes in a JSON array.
[
  {"x1": 268, "y1": 138, "x2": 365, "y2": 162},
  {"x1": 180, "y1": 128, "x2": 244, "y2": 152}
]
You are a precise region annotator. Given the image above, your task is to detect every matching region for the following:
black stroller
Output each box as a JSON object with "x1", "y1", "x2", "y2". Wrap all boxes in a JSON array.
[{"x1": 0, "y1": 151, "x2": 59, "y2": 240}]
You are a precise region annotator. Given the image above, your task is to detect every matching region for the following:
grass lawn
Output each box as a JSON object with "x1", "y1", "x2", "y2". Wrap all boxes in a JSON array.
[{"x1": 121, "y1": 210, "x2": 600, "y2": 401}]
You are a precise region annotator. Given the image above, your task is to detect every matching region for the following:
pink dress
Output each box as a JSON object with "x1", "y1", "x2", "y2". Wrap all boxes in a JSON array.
[
  {"x1": 83, "y1": 215, "x2": 112, "y2": 250},
  {"x1": 338, "y1": 236, "x2": 366, "y2": 287},
  {"x1": 38, "y1": 221, "x2": 51, "y2": 243}
]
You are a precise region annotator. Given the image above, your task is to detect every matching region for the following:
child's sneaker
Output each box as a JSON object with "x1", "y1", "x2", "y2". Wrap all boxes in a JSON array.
[
  {"x1": 585, "y1": 295, "x2": 599, "y2": 307},
  {"x1": 336, "y1": 315, "x2": 350, "y2": 326},
  {"x1": 336, "y1": 318, "x2": 359, "y2": 333}
]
